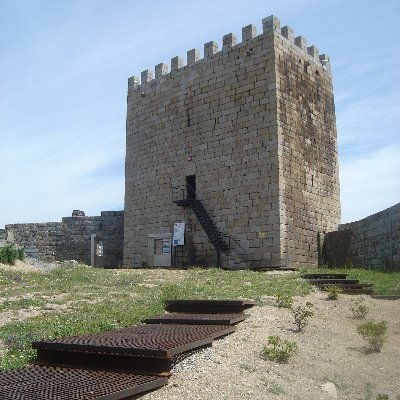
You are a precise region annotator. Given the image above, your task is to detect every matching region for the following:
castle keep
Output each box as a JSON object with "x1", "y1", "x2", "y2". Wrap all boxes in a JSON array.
[{"x1": 124, "y1": 15, "x2": 341, "y2": 268}]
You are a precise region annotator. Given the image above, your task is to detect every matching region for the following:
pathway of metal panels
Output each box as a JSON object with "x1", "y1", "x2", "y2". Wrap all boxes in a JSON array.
[
  {"x1": 0, "y1": 299, "x2": 254, "y2": 399},
  {"x1": 302, "y1": 273, "x2": 374, "y2": 295}
]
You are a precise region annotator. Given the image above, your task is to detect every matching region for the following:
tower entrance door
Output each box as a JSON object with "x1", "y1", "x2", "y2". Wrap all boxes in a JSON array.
[
  {"x1": 147, "y1": 233, "x2": 171, "y2": 267},
  {"x1": 186, "y1": 175, "x2": 196, "y2": 199}
]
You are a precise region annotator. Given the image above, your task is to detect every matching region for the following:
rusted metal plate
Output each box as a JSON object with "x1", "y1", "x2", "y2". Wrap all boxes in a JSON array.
[
  {"x1": 34, "y1": 349, "x2": 174, "y2": 376},
  {"x1": 143, "y1": 312, "x2": 247, "y2": 325},
  {"x1": 318, "y1": 283, "x2": 373, "y2": 289},
  {"x1": 308, "y1": 279, "x2": 359, "y2": 285},
  {"x1": 302, "y1": 273, "x2": 348, "y2": 279},
  {"x1": 341, "y1": 288, "x2": 374, "y2": 295},
  {"x1": 250, "y1": 266, "x2": 296, "y2": 272},
  {"x1": 33, "y1": 324, "x2": 236, "y2": 358},
  {"x1": 164, "y1": 299, "x2": 255, "y2": 313},
  {"x1": 0, "y1": 365, "x2": 168, "y2": 400}
]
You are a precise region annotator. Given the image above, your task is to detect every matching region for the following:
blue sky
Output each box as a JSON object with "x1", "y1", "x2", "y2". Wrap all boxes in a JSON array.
[{"x1": 1, "y1": 0, "x2": 399, "y2": 228}]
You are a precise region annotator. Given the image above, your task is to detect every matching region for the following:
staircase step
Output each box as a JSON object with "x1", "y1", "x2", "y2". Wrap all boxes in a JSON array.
[
  {"x1": 302, "y1": 273, "x2": 348, "y2": 279},
  {"x1": 308, "y1": 279, "x2": 359, "y2": 285},
  {"x1": 318, "y1": 283, "x2": 373, "y2": 289},
  {"x1": 251, "y1": 266, "x2": 296, "y2": 272},
  {"x1": 342, "y1": 288, "x2": 374, "y2": 295}
]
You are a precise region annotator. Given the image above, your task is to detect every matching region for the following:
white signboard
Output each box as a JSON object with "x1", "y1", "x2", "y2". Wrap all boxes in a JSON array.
[
  {"x1": 162, "y1": 239, "x2": 171, "y2": 254},
  {"x1": 173, "y1": 222, "x2": 185, "y2": 246}
]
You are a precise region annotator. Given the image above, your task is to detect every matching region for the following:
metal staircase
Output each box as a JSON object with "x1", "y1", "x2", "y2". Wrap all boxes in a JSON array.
[{"x1": 172, "y1": 185, "x2": 232, "y2": 267}]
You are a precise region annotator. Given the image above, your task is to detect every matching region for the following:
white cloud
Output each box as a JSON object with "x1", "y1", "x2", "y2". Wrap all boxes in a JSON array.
[{"x1": 340, "y1": 145, "x2": 400, "y2": 223}]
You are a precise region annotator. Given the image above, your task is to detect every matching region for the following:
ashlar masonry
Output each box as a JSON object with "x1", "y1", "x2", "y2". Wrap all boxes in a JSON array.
[{"x1": 124, "y1": 15, "x2": 341, "y2": 268}]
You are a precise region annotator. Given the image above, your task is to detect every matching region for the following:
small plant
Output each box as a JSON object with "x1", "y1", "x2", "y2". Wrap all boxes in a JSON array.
[
  {"x1": 376, "y1": 394, "x2": 389, "y2": 400},
  {"x1": 351, "y1": 297, "x2": 369, "y2": 319},
  {"x1": 0, "y1": 245, "x2": 25, "y2": 264},
  {"x1": 275, "y1": 292, "x2": 293, "y2": 308},
  {"x1": 327, "y1": 285, "x2": 342, "y2": 300},
  {"x1": 262, "y1": 335, "x2": 297, "y2": 363},
  {"x1": 239, "y1": 363, "x2": 256, "y2": 373},
  {"x1": 357, "y1": 320, "x2": 387, "y2": 352},
  {"x1": 291, "y1": 302, "x2": 314, "y2": 331}
]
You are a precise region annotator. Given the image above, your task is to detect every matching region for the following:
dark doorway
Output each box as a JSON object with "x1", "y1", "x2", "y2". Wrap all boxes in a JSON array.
[{"x1": 186, "y1": 175, "x2": 196, "y2": 199}]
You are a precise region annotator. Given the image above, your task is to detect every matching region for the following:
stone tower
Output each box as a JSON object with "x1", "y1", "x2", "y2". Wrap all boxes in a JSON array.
[{"x1": 124, "y1": 15, "x2": 340, "y2": 268}]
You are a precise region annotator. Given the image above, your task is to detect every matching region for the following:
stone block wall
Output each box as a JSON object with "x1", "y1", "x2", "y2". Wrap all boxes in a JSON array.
[
  {"x1": 5, "y1": 211, "x2": 124, "y2": 266},
  {"x1": 323, "y1": 203, "x2": 400, "y2": 269},
  {"x1": 275, "y1": 21, "x2": 341, "y2": 267},
  {"x1": 124, "y1": 15, "x2": 340, "y2": 268}
]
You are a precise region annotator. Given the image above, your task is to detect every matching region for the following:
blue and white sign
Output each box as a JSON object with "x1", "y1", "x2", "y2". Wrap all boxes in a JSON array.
[{"x1": 173, "y1": 222, "x2": 185, "y2": 246}]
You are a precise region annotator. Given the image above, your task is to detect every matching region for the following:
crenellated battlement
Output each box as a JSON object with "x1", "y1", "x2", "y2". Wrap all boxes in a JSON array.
[
  {"x1": 124, "y1": 13, "x2": 340, "y2": 269},
  {"x1": 129, "y1": 15, "x2": 331, "y2": 88}
]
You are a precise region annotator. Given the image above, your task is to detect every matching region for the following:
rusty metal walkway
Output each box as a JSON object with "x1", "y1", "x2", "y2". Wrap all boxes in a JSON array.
[
  {"x1": 303, "y1": 273, "x2": 374, "y2": 295},
  {"x1": 0, "y1": 298, "x2": 254, "y2": 399},
  {"x1": 165, "y1": 299, "x2": 255, "y2": 313},
  {"x1": 0, "y1": 365, "x2": 167, "y2": 400},
  {"x1": 143, "y1": 312, "x2": 247, "y2": 325}
]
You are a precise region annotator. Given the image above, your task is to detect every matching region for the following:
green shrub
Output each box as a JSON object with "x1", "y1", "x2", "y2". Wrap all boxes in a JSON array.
[
  {"x1": 327, "y1": 285, "x2": 342, "y2": 300},
  {"x1": 376, "y1": 394, "x2": 389, "y2": 400},
  {"x1": 357, "y1": 320, "x2": 387, "y2": 352},
  {"x1": 351, "y1": 298, "x2": 369, "y2": 319},
  {"x1": 262, "y1": 335, "x2": 297, "y2": 363},
  {"x1": 292, "y1": 302, "x2": 314, "y2": 331},
  {"x1": 275, "y1": 292, "x2": 293, "y2": 308},
  {"x1": 0, "y1": 245, "x2": 25, "y2": 265}
]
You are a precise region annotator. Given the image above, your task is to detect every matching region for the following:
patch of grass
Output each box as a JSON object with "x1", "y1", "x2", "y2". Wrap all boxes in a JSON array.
[
  {"x1": 307, "y1": 267, "x2": 400, "y2": 295},
  {"x1": 0, "y1": 266, "x2": 311, "y2": 370},
  {"x1": 0, "y1": 298, "x2": 45, "y2": 311}
]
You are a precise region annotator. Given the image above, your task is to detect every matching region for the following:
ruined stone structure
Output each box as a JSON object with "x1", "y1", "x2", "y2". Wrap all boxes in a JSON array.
[
  {"x1": 5, "y1": 211, "x2": 124, "y2": 267},
  {"x1": 124, "y1": 15, "x2": 341, "y2": 268},
  {"x1": 324, "y1": 203, "x2": 400, "y2": 269}
]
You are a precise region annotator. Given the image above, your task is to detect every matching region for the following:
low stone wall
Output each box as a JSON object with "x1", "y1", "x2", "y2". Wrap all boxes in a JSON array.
[
  {"x1": 323, "y1": 203, "x2": 400, "y2": 269},
  {"x1": 5, "y1": 211, "x2": 124, "y2": 267}
]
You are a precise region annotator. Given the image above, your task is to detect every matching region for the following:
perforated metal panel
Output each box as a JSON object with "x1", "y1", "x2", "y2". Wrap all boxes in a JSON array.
[
  {"x1": 144, "y1": 312, "x2": 247, "y2": 325},
  {"x1": 33, "y1": 324, "x2": 236, "y2": 358},
  {"x1": 164, "y1": 299, "x2": 255, "y2": 313},
  {"x1": 0, "y1": 365, "x2": 167, "y2": 400}
]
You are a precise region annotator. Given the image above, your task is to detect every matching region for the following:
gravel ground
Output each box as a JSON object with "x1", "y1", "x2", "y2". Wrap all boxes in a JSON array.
[
  {"x1": 143, "y1": 292, "x2": 400, "y2": 400},
  {"x1": 0, "y1": 257, "x2": 75, "y2": 273}
]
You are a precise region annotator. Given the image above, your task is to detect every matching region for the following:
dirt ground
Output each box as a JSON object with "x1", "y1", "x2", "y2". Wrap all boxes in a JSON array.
[
  {"x1": 0, "y1": 262, "x2": 399, "y2": 399},
  {"x1": 143, "y1": 291, "x2": 400, "y2": 400}
]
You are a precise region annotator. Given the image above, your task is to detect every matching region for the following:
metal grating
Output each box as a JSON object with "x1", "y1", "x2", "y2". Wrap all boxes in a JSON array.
[
  {"x1": 302, "y1": 273, "x2": 348, "y2": 279},
  {"x1": 33, "y1": 324, "x2": 236, "y2": 358},
  {"x1": 144, "y1": 312, "x2": 247, "y2": 325},
  {"x1": 0, "y1": 365, "x2": 167, "y2": 400},
  {"x1": 165, "y1": 299, "x2": 255, "y2": 314}
]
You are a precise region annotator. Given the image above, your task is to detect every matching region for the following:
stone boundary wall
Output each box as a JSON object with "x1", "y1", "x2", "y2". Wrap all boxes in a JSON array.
[
  {"x1": 4, "y1": 211, "x2": 124, "y2": 267},
  {"x1": 323, "y1": 203, "x2": 400, "y2": 269}
]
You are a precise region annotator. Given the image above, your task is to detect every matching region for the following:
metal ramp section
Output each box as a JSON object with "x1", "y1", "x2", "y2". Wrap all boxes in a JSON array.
[
  {"x1": 33, "y1": 324, "x2": 235, "y2": 359},
  {"x1": 303, "y1": 274, "x2": 374, "y2": 295},
  {"x1": 164, "y1": 299, "x2": 256, "y2": 314},
  {"x1": 0, "y1": 365, "x2": 167, "y2": 400},
  {"x1": 1, "y1": 298, "x2": 254, "y2": 398},
  {"x1": 143, "y1": 312, "x2": 247, "y2": 325}
]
